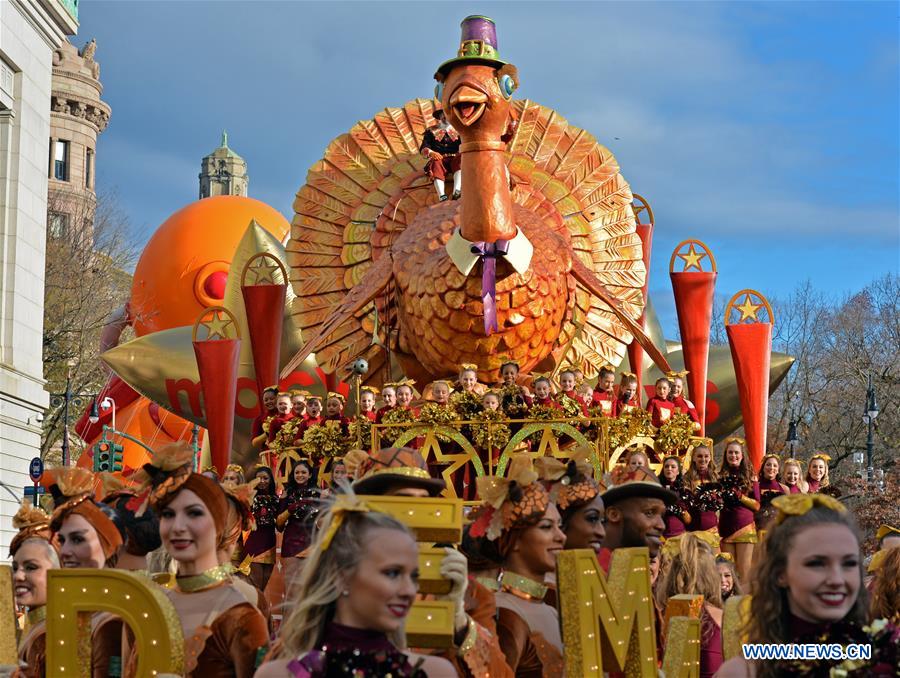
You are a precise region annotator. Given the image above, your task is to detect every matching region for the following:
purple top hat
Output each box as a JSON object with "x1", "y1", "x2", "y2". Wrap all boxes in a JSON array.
[{"x1": 435, "y1": 15, "x2": 508, "y2": 78}]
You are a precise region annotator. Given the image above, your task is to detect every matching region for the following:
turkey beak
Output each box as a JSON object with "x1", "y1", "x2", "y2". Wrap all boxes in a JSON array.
[{"x1": 449, "y1": 85, "x2": 488, "y2": 126}]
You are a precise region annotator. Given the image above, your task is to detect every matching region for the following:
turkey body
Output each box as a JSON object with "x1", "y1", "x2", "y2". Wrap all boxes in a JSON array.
[{"x1": 391, "y1": 202, "x2": 574, "y2": 381}]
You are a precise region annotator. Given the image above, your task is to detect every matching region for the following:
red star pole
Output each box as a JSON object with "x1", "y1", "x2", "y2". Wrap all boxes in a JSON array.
[
  {"x1": 669, "y1": 239, "x2": 717, "y2": 435},
  {"x1": 725, "y1": 290, "x2": 774, "y2": 471},
  {"x1": 627, "y1": 194, "x2": 654, "y2": 399}
]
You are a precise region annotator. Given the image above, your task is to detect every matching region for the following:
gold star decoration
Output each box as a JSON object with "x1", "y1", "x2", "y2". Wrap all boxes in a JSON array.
[
  {"x1": 201, "y1": 310, "x2": 233, "y2": 340},
  {"x1": 248, "y1": 256, "x2": 280, "y2": 285},
  {"x1": 677, "y1": 243, "x2": 706, "y2": 272},
  {"x1": 735, "y1": 294, "x2": 762, "y2": 322}
]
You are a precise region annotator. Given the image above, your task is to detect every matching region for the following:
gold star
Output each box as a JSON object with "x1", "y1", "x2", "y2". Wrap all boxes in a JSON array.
[
  {"x1": 735, "y1": 294, "x2": 762, "y2": 322},
  {"x1": 678, "y1": 243, "x2": 706, "y2": 272},
  {"x1": 249, "y1": 257, "x2": 280, "y2": 285},
  {"x1": 202, "y1": 311, "x2": 233, "y2": 340}
]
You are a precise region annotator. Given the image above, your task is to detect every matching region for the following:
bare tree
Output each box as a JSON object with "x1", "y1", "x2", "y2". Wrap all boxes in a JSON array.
[{"x1": 42, "y1": 189, "x2": 136, "y2": 462}]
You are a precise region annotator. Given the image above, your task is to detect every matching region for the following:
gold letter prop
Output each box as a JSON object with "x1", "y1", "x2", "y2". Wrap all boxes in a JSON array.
[
  {"x1": 722, "y1": 595, "x2": 751, "y2": 659},
  {"x1": 0, "y1": 566, "x2": 17, "y2": 664},
  {"x1": 46, "y1": 569, "x2": 184, "y2": 678}
]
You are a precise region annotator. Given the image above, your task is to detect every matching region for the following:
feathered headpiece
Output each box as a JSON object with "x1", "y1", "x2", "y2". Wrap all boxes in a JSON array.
[
  {"x1": 221, "y1": 479, "x2": 258, "y2": 536},
  {"x1": 470, "y1": 458, "x2": 548, "y2": 541},
  {"x1": 47, "y1": 467, "x2": 122, "y2": 559},
  {"x1": 9, "y1": 499, "x2": 53, "y2": 557},
  {"x1": 535, "y1": 450, "x2": 601, "y2": 512},
  {"x1": 130, "y1": 442, "x2": 228, "y2": 538}
]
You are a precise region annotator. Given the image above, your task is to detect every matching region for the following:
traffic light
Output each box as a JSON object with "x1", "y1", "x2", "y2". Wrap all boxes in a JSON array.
[
  {"x1": 93, "y1": 441, "x2": 111, "y2": 472},
  {"x1": 111, "y1": 443, "x2": 124, "y2": 472}
]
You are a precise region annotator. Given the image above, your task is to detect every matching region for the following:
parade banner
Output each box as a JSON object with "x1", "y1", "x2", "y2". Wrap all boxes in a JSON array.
[
  {"x1": 192, "y1": 306, "x2": 241, "y2": 472},
  {"x1": 46, "y1": 569, "x2": 184, "y2": 678},
  {"x1": 725, "y1": 290, "x2": 774, "y2": 470},
  {"x1": 670, "y1": 239, "x2": 717, "y2": 435},
  {"x1": 241, "y1": 252, "x2": 288, "y2": 409},
  {"x1": 627, "y1": 194, "x2": 655, "y2": 396}
]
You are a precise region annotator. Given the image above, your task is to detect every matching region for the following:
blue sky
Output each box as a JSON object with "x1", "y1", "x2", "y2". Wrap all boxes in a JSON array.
[{"x1": 79, "y1": 1, "x2": 898, "y2": 335}]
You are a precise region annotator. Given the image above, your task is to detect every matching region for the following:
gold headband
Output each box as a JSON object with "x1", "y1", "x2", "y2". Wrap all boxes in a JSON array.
[
  {"x1": 772, "y1": 494, "x2": 846, "y2": 525},
  {"x1": 810, "y1": 453, "x2": 831, "y2": 463},
  {"x1": 319, "y1": 494, "x2": 372, "y2": 552},
  {"x1": 361, "y1": 386, "x2": 380, "y2": 396},
  {"x1": 327, "y1": 391, "x2": 346, "y2": 403},
  {"x1": 723, "y1": 437, "x2": 745, "y2": 447},
  {"x1": 459, "y1": 364, "x2": 478, "y2": 372},
  {"x1": 383, "y1": 382, "x2": 399, "y2": 389},
  {"x1": 716, "y1": 552, "x2": 734, "y2": 563},
  {"x1": 225, "y1": 463, "x2": 243, "y2": 474}
]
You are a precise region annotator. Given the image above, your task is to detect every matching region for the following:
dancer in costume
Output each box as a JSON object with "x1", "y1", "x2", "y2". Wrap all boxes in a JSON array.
[
  {"x1": 806, "y1": 453, "x2": 831, "y2": 493},
  {"x1": 222, "y1": 463, "x2": 245, "y2": 485},
  {"x1": 684, "y1": 445, "x2": 722, "y2": 537},
  {"x1": 100, "y1": 474, "x2": 161, "y2": 573},
  {"x1": 617, "y1": 373, "x2": 641, "y2": 414},
  {"x1": 457, "y1": 364, "x2": 487, "y2": 396},
  {"x1": 256, "y1": 495, "x2": 455, "y2": 677},
  {"x1": 498, "y1": 360, "x2": 532, "y2": 419},
  {"x1": 782, "y1": 458, "x2": 807, "y2": 494},
  {"x1": 717, "y1": 438, "x2": 760, "y2": 582},
  {"x1": 627, "y1": 449, "x2": 650, "y2": 471},
  {"x1": 252, "y1": 386, "x2": 280, "y2": 444},
  {"x1": 481, "y1": 390, "x2": 500, "y2": 412},
  {"x1": 719, "y1": 494, "x2": 897, "y2": 677},
  {"x1": 469, "y1": 458, "x2": 565, "y2": 675},
  {"x1": 291, "y1": 390, "x2": 308, "y2": 419},
  {"x1": 715, "y1": 553, "x2": 742, "y2": 602},
  {"x1": 10, "y1": 500, "x2": 57, "y2": 678},
  {"x1": 375, "y1": 383, "x2": 397, "y2": 423},
  {"x1": 657, "y1": 533, "x2": 723, "y2": 677},
  {"x1": 557, "y1": 369, "x2": 589, "y2": 417},
  {"x1": 277, "y1": 459, "x2": 321, "y2": 590},
  {"x1": 658, "y1": 455, "x2": 692, "y2": 538},
  {"x1": 420, "y1": 106, "x2": 461, "y2": 202},
  {"x1": 590, "y1": 365, "x2": 618, "y2": 416},
  {"x1": 358, "y1": 388, "x2": 378, "y2": 422},
  {"x1": 350, "y1": 447, "x2": 513, "y2": 678},
  {"x1": 266, "y1": 392, "x2": 296, "y2": 448},
  {"x1": 536, "y1": 453, "x2": 605, "y2": 554},
  {"x1": 395, "y1": 381, "x2": 420, "y2": 415},
  {"x1": 646, "y1": 377, "x2": 676, "y2": 428},
  {"x1": 134, "y1": 443, "x2": 269, "y2": 677},
  {"x1": 245, "y1": 465, "x2": 278, "y2": 592},
  {"x1": 669, "y1": 371, "x2": 701, "y2": 431},
  {"x1": 47, "y1": 467, "x2": 128, "y2": 678},
  {"x1": 530, "y1": 376, "x2": 560, "y2": 410},
  {"x1": 755, "y1": 454, "x2": 789, "y2": 537}
]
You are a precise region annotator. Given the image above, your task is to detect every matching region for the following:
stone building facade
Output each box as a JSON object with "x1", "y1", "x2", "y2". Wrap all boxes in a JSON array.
[
  {"x1": 0, "y1": 0, "x2": 78, "y2": 553},
  {"x1": 199, "y1": 131, "x2": 249, "y2": 198},
  {"x1": 47, "y1": 37, "x2": 110, "y2": 239}
]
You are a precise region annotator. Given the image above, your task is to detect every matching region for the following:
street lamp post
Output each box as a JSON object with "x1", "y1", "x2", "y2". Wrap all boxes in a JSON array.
[
  {"x1": 862, "y1": 373, "x2": 879, "y2": 485},
  {"x1": 786, "y1": 411, "x2": 799, "y2": 457},
  {"x1": 48, "y1": 360, "x2": 95, "y2": 466}
]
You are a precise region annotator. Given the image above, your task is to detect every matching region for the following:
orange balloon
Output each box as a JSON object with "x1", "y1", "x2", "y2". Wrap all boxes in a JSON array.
[{"x1": 130, "y1": 195, "x2": 290, "y2": 336}]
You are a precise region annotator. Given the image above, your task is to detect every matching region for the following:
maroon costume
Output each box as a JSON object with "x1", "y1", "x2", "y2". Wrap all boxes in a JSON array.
[
  {"x1": 420, "y1": 124, "x2": 461, "y2": 182},
  {"x1": 591, "y1": 389, "x2": 618, "y2": 417},
  {"x1": 646, "y1": 396, "x2": 676, "y2": 427}
]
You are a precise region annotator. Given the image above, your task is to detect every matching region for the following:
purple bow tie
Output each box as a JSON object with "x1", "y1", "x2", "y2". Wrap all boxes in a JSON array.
[{"x1": 470, "y1": 239, "x2": 510, "y2": 335}]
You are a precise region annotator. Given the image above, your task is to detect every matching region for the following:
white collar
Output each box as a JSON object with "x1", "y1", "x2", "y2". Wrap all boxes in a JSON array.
[{"x1": 445, "y1": 227, "x2": 533, "y2": 277}]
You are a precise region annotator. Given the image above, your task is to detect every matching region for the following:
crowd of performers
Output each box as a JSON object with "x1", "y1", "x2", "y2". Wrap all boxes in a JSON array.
[{"x1": 8, "y1": 364, "x2": 900, "y2": 676}]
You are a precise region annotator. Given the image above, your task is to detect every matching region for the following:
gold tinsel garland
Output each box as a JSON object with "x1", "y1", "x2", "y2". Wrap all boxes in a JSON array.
[
  {"x1": 471, "y1": 408, "x2": 511, "y2": 451},
  {"x1": 450, "y1": 390, "x2": 483, "y2": 420},
  {"x1": 417, "y1": 403, "x2": 458, "y2": 442},
  {"x1": 349, "y1": 418, "x2": 372, "y2": 447},
  {"x1": 379, "y1": 407, "x2": 417, "y2": 444},
  {"x1": 656, "y1": 412, "x2": 694, "y2": 454},
  {"x1": 605, "y1": 408, "x2": 653, "y2": 450},
  {"x1": 300, "y1": 420, "x2": 350, "y2": 459}
]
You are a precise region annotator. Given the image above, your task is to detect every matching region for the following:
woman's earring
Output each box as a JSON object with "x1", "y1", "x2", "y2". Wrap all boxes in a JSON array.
[{"x1": 341, "y1": 589, "x2": 350, "y2": 597}]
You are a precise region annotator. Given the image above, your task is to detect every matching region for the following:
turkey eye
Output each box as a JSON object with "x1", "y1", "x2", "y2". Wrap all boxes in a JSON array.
[
  {"x1": 434, "y1": 82, "x2": 444, "y2": 101},
  {"x1": 498, "y1": 74, "x2": 516, "y2": 99}
]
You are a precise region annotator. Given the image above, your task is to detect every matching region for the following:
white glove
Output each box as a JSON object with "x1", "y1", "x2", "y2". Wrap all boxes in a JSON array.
[{"x1": 440, "y1": 547, "x2": 469, "y2": 632}]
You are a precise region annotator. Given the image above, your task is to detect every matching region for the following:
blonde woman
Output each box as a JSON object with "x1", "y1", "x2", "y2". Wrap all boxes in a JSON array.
[{"x1": 256, "y1": 494, "x2": 455, "y2": 677}]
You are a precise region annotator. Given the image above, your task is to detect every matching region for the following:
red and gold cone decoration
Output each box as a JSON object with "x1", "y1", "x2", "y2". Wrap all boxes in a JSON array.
[
  {"x1": 241, "y1": 253, "x2": 287, "y2": 412},
  {"x1": 192, "y1": 306, "x2": 241, "y2": 473},
  {"x1": 669, "y1": 239, "x2": 717, "y2": 435},
  {"x1": 627, "y1": 194, "x2": 654, "y2": 398},
  {"x1": 725, "y1": 290, "x2": 774, "y2": 471}
]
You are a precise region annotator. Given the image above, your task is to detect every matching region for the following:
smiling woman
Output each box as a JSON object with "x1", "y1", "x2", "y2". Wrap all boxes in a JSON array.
[
  {"x1": 134, "y1": 443, "x2": 269, "y2": 678},
  {"x1": 256, "y1": 493, "x2": 455, "y2": 677}
]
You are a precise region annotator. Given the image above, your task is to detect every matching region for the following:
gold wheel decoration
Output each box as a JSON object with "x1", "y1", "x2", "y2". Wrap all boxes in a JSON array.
[
  {"x1": 290, "y1": 98, "x2": 648, "y2": 380},
  {"x1": 192, "y1": 305, "x2": 241, "y2": 342},
  {"x1": 725, "y1": 289, "x2": 774, "y2": 325},
  {"x1": 241, "y1": 251, "x2": 288, "y2": 287},
  {"x1": 631, "y1": 193, "x2": 655, "y2": 226},
  {"x1": 669, "y1": 238, "x2": 718, "y2": 274}
]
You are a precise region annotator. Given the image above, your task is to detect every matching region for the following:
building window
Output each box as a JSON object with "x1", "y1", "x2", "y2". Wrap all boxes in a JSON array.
[
  {"x1": 53, "y1": 140, "x2": 69, "y2": 181},
  {"x1": 48, "y1": 212, "x2": 69, "y2": 238},
  {"x1": 85, "y1": 148, "x2": 93, "y2": 188}
]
